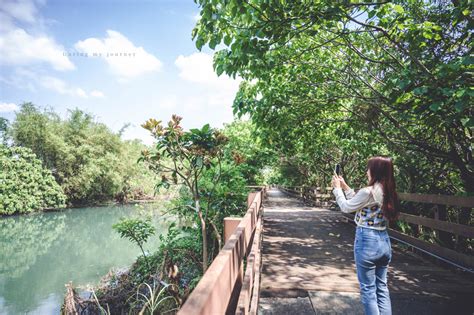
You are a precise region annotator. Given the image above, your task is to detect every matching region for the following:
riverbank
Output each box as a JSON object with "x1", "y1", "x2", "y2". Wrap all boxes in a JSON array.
[
  {"x1": 0, "y1": 195, "x2": 173, "y2": 218},
  {"x1": 61, "y1": 215, "x2": 203, "y2": 314}
]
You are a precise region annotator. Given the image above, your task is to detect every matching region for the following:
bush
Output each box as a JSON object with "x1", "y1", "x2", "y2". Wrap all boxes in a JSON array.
[{"x1": 0, "y1": 145, "x2": 66, "y2": 214}]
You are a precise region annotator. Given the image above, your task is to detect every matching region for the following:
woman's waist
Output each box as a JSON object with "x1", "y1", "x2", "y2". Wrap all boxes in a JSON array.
[
  {"x1": 356, "y1": 225, "x2": 389, "y2": 238},
  {"x1": 356, "y1": 225, "x2": 388, "y2": 232},
  {"x1": 355, "y1": 226, "x2": 390, "y2": 241}
]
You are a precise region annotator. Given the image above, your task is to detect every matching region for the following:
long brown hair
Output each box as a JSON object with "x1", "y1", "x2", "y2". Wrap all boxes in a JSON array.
[{"x1": 367, "y1": 156, "x2": 399, "y2": 222}]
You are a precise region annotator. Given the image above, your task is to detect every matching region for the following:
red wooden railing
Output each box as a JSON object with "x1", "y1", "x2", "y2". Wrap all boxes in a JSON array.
[{"x1": 178, "y1": 186, "x2": 267, "y2": 315}]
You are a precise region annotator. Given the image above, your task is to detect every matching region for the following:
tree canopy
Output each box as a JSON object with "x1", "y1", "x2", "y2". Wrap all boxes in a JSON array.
[{"x1": 192, "y1": 0, "x2": 473, "y2": 194}]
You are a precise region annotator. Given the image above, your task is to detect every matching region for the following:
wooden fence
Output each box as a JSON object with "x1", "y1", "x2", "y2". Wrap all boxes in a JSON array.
[
  {"x1": 279, "y1": 185, "x2": 334, "y2": 207},
  {"x1": 178, "y1": 186, "x2": 266, "y2": 315},
  {"x1": 278, "y1": 185, "x2": 474, "y2": 271}
]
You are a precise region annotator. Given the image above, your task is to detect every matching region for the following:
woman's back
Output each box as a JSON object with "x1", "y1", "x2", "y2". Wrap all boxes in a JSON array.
[{"x1": 334, "y1": 182, "x2": 387, "y2": 230}]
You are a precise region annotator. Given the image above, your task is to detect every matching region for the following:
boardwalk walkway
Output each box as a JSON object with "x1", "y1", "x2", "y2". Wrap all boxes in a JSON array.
[{"x1": 258, "y1": 188, "x2": 474, "y2": 315}]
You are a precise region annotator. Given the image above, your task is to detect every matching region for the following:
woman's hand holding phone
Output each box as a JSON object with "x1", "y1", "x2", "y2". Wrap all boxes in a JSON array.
[
  {"x1": 332, "y1": 164, "x2": 350, "y2": 190},
  {"x1": 332, "y1": 175, "x2": 341, "y2": 189},
  {"x1": 338, "y1": 176, "x2": 350, "y2": 191}
]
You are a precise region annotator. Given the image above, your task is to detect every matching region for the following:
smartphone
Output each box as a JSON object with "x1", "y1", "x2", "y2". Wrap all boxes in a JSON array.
[{"x1": 334, "y1": 164, "x2": 341, "y2": 176}]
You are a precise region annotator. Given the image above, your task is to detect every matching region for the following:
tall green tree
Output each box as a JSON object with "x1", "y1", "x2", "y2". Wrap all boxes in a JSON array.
[
  {"x1": 221, "y1": 119, "x2": 276, "y2": 184},
  {"x1": 9, "y1": 102, "x2": 156, "y2": 205},
  {"x1": 192, "y1": 0, "x2": 473, "y2": 194}
]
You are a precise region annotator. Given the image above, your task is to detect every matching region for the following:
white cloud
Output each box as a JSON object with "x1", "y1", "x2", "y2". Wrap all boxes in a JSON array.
[
  {"x1": 75, "y1": 30, "x2": 162, "y2": 79},
  {"x1": 121, "y1": 125, "x2": 155, "y2": 145},
  {"x1": 158, "y1": 95, "x2": 177, "y2": 109},
  {"x1": 0, "y1": 102, "x2": 19, "y2": 112},
  {"x1": 5, "y1": 68, "x2": 104, "y2": 98},
  {"x1": 1, "y1": 0, "x2": 40, "y2": 24},
  {"x1": 175, "y1": 52, "x2": 241, "y2": 88},
  {"x1": 0, "y1": 28, "x2": 75, "y2": 71},
  {"x1": 39, "y1": 75, "x2": 105, "y2": 98},
  {"x1": 75, "y1": 88, "x2": 87, "y2": 98},
  {"x1": 0, "y1": 0, "x2": 75, "y2": 71},
  {"x1": 39, "y1": 76, "x2": 85, "y2": 97},
  {"x1": 90, "y1": 90, "x2": 105, "y2": 98},
  {"x1": 0, "y1": 11, "x2": 16, "y2": 32},
  {"x1": 0, "y1": 70, "x2": 37, "y2": 92},
  {"x1": 175, "y1": 52, "x2": 216, "y2": 84},
  {"x1": 174, "y1": 52, "x2": 242, "y2": 115},
  {"x1": 40, "y1": 75, "x2": 70, "y2": 94},
  {"x1": 192, "y1": 12, "x2": 201, "y2": 22}
]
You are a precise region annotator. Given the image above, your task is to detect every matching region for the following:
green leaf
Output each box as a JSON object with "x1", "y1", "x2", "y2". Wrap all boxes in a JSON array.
[
  {"x1": 209, "y1": 38, "x2": 217, "y2": 49},
  {"x1": 195, "y1": 37, "x2": 204, "y2": 50},
  {"x1": 397, "y1": 79, "x2": 411, "y2": 90},
  {"x1": 413, "y1": 87, "x2": 428, "y2": 95},
  {"x1": 429, "y1": 102, "x2": 441, "y2": 111},
  {"x1": 454, "y1": 101, "x2": 465, "y2": 112},
  {"x1": 422, "y1": 31, "x2": 433, "y2": 39},
  {"x1": 216, "y1": 64, "x2": 224, "y2": 76},
  {"x1": 455, "y1": 89, "x2": 466, "y2": 98},
  {"x1": 461, "y1": 118, "x2": 474, "y2": 127},
  {"x1": 224, "y1": 35, "x2": 232, "y2": 46},
  {"x1": 394, "y1": 5, "x2": 404, "y2": 14}
]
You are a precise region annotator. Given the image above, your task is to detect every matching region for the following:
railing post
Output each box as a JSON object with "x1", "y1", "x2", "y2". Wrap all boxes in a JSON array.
[
  {"x1": 435, "y1": 204, "x2": 454, "y2": 248},
  {"x1": 224, "y1": 217, "x2": 242, "y2": 243},
  {"x1": 248, "y1": 191, "x2": 258, "y2": 208}
]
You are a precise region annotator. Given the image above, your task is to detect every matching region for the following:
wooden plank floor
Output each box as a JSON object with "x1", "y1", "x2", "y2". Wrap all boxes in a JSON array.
[{"x1": 258, "y1": 188, "x2": 474, "y2": 315}]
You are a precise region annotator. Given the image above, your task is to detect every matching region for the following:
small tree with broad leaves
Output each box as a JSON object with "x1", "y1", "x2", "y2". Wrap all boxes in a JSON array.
[
  {"x1": 140, "y1": 114, "x2": 228, "y2": 273},
  {"x1": 113, "y1": 218, "x2": 155, "y2": 268}
]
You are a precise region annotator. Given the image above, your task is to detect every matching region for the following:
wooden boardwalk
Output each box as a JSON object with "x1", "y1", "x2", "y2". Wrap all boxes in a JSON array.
[{"x1": 258, "y1": 188, "x2": 474, "y2": 315}]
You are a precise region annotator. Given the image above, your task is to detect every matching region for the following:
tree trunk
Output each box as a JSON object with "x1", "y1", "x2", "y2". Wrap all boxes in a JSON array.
[
  {"x1": 196, "y1": 199, "x2": 208, "y2": 273},
  {"x1": 210, "y1": 220, "x2": 222, "y2": 250}
]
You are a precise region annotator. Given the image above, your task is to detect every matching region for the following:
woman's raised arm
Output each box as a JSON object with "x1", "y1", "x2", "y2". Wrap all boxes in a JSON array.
[
  {"x1": 338, "y1": 176, "x2": 356, "y2": 200},
  {"x1": 333, "y1": 187, "x2": 371, "y2": 213}
]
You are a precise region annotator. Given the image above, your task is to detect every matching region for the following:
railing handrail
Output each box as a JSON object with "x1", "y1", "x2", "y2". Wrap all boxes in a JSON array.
[
  {"x1": 397, "y1": 212, "x2": 474, "y2": 238},
  {"x1": 178, "y1": 187, "x2": 266, "y2": 315},
  {"x1": 279, "y1": 185, "x2": 474, "y2": 207},
  {"x1": 246, "y1": 185, "x2": 266, "y2": 189},
  {"x1": 398, "y1": 192, "x2": 474, "y2": 208}
]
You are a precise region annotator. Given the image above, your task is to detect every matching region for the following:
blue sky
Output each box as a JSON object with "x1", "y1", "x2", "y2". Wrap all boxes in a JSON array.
[{"x1": 0, "y1": 0, "x2": 242, "y2": 144}]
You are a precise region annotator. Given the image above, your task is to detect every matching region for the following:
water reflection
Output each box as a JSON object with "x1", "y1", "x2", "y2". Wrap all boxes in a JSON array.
[
  {"x1": 1, "y1": 213, "x2": 66, "y2": 278},
  {"x1": 0, "y1": 204, "x2": 167, "y2": 314}
]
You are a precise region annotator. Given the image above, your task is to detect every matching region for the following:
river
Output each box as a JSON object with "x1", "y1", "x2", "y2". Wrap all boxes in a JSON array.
[{"x1": 0, "y1": 203, "x2": 169, "y2": 314}]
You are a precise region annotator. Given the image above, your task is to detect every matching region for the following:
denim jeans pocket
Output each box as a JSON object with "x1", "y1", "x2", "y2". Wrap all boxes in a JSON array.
[{"x1": 355, "y1": 235, "x2": 379, "y2": 258}]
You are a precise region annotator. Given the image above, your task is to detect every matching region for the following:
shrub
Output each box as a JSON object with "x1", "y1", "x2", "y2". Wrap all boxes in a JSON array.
[{"x1": 0, "y1": 145, "x2": 66, "y2": 214}]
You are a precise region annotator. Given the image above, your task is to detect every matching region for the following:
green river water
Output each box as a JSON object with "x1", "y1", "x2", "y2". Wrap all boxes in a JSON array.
[{"x1": 0, "y1": 204, "x2": 169, "y2": 314}]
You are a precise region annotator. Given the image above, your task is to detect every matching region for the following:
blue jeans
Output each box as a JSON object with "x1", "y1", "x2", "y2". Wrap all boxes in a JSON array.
[{"x1": 354, "y1": 226, "x2": 392, "y2": 315}]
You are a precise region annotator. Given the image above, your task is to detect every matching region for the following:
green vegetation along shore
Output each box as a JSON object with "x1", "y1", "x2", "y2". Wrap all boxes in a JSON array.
[{"x1": 1, "y1": 102, "x2": 158, "y2": 215}]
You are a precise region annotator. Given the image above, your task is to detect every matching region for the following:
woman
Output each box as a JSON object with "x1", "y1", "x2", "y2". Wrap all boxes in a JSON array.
[{"x1": 332, "y1": 156, "x2": 399, "y2": 315}]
